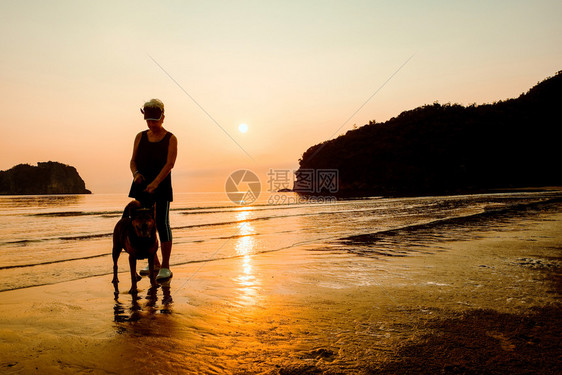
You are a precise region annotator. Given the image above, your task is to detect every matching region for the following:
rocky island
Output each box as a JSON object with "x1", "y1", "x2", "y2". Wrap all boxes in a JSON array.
[
  {"x1": 0, "y1": 161, "x2": 91, "y2": 195},
  {"x1": 296, "y1": 71, "x2": 562, "y2": 197}
]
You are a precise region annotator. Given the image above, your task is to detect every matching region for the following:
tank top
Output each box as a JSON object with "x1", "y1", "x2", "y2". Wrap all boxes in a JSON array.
[{"x1": 129, "y1": 130, "x2": 173, "y2": 202}]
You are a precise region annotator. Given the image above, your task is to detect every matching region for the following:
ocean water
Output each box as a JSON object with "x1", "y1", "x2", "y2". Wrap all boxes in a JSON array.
[{"x1": 0, "y1": 190, "x2": 560, "y2": 292}]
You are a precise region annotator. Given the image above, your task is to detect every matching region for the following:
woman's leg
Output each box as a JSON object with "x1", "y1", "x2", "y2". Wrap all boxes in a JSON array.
[
  {"x1": 155, "y1": 201, "x2": 172, "y2": 269},
  {"x1": 161, "y1": 241, "x2": 172, "y2": 269}
]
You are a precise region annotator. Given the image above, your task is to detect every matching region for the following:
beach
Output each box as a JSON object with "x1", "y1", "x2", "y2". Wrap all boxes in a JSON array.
[{"x1": 0, "y1": 193, "x2": 560, "y2": 374}]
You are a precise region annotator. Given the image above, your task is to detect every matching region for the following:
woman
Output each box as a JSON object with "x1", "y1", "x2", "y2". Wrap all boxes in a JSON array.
[{"x1": 129, "y1": 98, "x2": 178, "y2": 281}]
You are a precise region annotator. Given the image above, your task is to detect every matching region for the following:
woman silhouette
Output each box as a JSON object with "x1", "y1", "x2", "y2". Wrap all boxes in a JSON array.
[{"x1": 129, "y1": 98, "x2": 177, "y2": 281}]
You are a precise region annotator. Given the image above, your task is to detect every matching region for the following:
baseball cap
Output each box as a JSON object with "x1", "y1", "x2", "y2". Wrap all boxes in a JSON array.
[{"x1": 140, "y1": 99, "x2": 164, "y2": 120}]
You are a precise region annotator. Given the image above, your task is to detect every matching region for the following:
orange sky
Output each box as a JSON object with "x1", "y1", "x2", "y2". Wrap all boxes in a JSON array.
[{"x1": 1, "y1": 1, "x2": 561, "y2": 193}]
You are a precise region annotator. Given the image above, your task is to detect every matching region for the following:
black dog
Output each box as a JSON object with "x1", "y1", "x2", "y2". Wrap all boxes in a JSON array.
[{"x1": 112, "y1": 200, "x2": 158, "y2": 294}]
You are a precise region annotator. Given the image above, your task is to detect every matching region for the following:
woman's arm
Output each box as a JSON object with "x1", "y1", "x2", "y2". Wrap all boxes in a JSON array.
[
  {"x1": 130, "y1": 132, "x2": 144, "y2": 184},
  {"x1": 145, "y1": 134, "x2": 178, "y2": 194}
]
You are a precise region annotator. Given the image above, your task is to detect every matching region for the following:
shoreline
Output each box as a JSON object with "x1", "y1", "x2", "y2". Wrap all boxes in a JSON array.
[
  {"x1": 1, "y1": 208, "x2": 560, "y2": 373},
  {"x1": 295, "y1": 185, "x2": 562, "y2": 200}
]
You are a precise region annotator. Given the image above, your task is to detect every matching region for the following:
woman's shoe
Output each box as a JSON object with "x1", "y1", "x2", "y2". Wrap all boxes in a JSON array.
[
  {"x1": 139, "y1": 264, "x2": 160, "y2": 276},
  {"x1": 156, "y1": 268, "x2": 173, "y2": 281}
]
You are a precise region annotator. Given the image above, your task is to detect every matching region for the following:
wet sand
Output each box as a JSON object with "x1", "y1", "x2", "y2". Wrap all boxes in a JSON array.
[{"x1": 0, "y1": 210, "x2": 560, "y2": 374}]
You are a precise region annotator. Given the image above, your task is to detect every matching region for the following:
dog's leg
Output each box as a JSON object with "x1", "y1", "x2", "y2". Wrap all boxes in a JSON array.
[
  {"x1": 111, "y1": 245, "x2": 121, "y2": 301},
  {"x1": 112, "y1": 244, "x2": 121, "y2": 285},
  {"x1": 148, "y1": 253, "x2": 157, "y2": 288},
  {"x1": 128, "y1": 254, "x2": 138, "y2": 295}
]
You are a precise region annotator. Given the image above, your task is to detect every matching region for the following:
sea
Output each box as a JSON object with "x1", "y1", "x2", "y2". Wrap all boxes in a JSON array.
[{"x1": 1, "y1": 190, "x2": 561, "y2": 293}]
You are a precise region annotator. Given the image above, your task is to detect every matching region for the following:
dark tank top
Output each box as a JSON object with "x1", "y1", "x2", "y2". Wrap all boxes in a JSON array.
[{"x1": 129, "y1": 130, "x2": 173, "y2": 203}]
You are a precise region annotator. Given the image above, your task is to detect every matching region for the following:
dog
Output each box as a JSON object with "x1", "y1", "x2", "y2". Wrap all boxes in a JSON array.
[{"x1": 112, "y1": 200, "x2": 159, "y2": 294}]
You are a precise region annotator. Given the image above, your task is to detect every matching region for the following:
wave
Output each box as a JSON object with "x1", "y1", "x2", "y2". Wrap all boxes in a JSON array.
[
  {"x1": 24, "y1": 198, "x2": 340, "y2": 219},
  {"x1": 176, "y1": 199, "x2": 342, "y2": 216},
  {"x1": 0, "y1": 232, "x2": 113, "y2": 246},
  {"x1": 59, "y1": 233, "x2": 112, "y2": 241},
  {"x1": 1, "y1": 195, "x2": 560, "y2": 293},
  {"x1": 2, "y1": 207, "x2": 361, "y2": 246},
  {"x1": 0, "y1": 253, "x2": 108, "y2": 270},
  {"x1": 0, "y1": 234, "x2": 329, "y2": 293},
  {"x1": 1, "y1": 238, "x2": 44, "y2": 246},
  {"x1": 4, "y1": 194, "x2": 559, "y2": 247},
  {"x1": 41, "y1": 195, "x2": 562, "y2": 265},
  {"x1": 30, "y1": 210, "x2": 121, "y2": 218},
  {"x1": 336, "y1": 196, "x2": 562, "y2": 256},
  {"x1": 20, "y1": 191, "x2": 560, "y2": 220}
]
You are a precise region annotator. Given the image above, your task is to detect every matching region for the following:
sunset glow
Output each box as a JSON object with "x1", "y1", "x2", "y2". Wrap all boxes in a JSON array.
[{"x1": 0, "y1": 1, "x2": 560, "y2": 193}]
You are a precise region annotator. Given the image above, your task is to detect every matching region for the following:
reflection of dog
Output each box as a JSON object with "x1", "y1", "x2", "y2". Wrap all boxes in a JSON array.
[{"x1": 112, "y1": 200, "x2": 158, "y2": 294}]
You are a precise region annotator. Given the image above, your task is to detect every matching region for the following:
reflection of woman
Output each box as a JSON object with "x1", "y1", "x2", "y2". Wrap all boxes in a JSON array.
[{"x1": 129, "y1": 99, "x2": 177, "y2": 280}]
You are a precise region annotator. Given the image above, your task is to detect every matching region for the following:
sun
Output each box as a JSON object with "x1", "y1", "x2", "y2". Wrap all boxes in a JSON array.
[{"x1": 238, "y1": 123, "x2": 249, "y2": 133}]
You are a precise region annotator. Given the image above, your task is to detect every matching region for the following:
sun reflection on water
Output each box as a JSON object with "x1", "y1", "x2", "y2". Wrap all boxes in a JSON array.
[{"x1": 234, "y1": 210, "x2": 260, "y2": 306}]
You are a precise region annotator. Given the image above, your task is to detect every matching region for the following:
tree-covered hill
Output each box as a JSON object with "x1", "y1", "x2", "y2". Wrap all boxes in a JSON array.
[
  {"x1": 297, "y1": 71, "x2": 561, "y2": 197},
  {"x1": 0, "y1": 161, "x2": 91, "y2": 195}
]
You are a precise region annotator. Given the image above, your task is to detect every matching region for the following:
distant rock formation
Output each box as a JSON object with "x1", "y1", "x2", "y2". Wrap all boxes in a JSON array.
[
  {"x1": 296, "y1": 71, "x2": 562, "y2": 197},
  {"x1": 0, "y1": 162, "x2": 91, "y2": 195}
]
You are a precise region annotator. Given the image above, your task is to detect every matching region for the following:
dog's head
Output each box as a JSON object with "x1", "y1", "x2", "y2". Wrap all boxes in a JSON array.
[{"x1": 126, "y1": 200, "x2": 156, "y2": 239}]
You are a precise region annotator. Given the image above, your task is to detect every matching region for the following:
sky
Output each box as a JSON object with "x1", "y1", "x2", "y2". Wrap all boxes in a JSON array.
[{"x1": 1, "y1": 0, "x2": 560, "y2": 194}]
